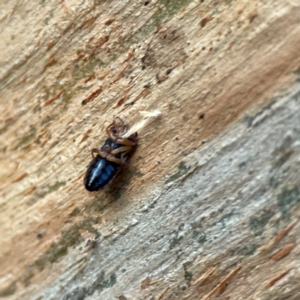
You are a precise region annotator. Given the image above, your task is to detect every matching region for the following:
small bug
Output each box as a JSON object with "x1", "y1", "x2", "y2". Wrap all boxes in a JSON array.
[{"x1": 84, "y1": 117, "x2": 138, "y2": 191}]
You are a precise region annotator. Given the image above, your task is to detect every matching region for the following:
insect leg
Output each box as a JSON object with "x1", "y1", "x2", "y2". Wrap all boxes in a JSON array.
[
  {"x1": 91, "y1": 148, "x2": 111, "y2": 159},
  {"x1": 105, "y1": 154, "x2": 123, "y2": 165}
]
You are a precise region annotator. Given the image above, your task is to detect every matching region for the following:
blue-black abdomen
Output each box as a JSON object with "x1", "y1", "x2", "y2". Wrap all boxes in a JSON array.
[
  {"x1": 84, "y1": 138, "x2": 124, "y2": 191},
  {"x1": 84, "y1": 157, "x2": 120, "y2": 191}
]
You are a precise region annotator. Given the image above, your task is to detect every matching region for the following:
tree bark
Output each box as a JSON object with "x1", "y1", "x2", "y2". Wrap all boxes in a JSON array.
[{"x1": 0, "y1": 0, "x2": 300, "y2": 299}]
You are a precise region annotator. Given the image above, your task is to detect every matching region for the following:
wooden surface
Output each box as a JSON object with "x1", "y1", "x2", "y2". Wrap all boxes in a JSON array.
[{"x1": 1, "y1": 0, "x2": 300, "y2": 299}]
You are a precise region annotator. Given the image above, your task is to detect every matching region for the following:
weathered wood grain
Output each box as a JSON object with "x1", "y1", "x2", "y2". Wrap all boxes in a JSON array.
[{"x1": 0, "y1": 0, "x2": 300, "y2": 299}]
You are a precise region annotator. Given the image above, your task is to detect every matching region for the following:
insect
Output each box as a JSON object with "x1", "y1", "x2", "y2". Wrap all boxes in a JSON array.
[{"x1": 84, "y1": 117, "x2": 138, "y2": 191}]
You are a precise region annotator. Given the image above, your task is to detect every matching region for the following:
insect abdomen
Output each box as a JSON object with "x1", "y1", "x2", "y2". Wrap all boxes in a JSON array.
[{"x1": 84, "y1": 158, "x2": 120, "y2": 191}]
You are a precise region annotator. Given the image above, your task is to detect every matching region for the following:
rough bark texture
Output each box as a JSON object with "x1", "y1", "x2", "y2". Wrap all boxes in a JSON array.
[{"x1": 1, "y1": 0, "x2": 300, "y2": 299}]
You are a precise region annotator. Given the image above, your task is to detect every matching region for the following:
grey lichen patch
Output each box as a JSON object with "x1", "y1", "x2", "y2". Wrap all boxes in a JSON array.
[
  {"x1": 62, "y1": 287, "x2": 87, "y2": 300},
  {"x1": 61, "y1": 88, "x2": 74, "y2": 104},
  {"x1": 84, "y1": 194, "x2": 107, "y2": 213},
  {"x1": 191, "y1": 221, "x2": 207, "y2": 244},
  {"x1": 269, "y1": 176, "x2": 280, "y2": 189},
  {"x1": 22, "y1": 266, "x2": 35, "y2": 287},
  {"x1": 80, "y1": 217, "x2": 101, "y2": 238},
  {"x1": 15, "y1": 125, "x2": 37, "y2": 150},
  {"x1": 182, "y1": 261, "x2": 193, "y2": 286},
  {"x1": 88, "y1": 272, "x2": 117, "y2": 295},
  {"x1": 122, "y1": 167, "x2": 144, "y2": 186},
  {"x1": 160, "y1": 0, "x2": 194, "y2": 17},
  {"x1": 272, "y1": 190, "x2": 298, "y2": 217},
  {"x1": 169, "y1": 224, "x2": 186, "y2": 249},
  {"x1": 271, "y1": 136, "x2": 294, "y2": 167},
  {"x1": 34, "y1": 240, "x2": 67, "y2": 271},
  {"x1": 237, "y1": 243, "x2": 258, "y2": 256},
  {"x1": 41, "y1": 114, "x2": 59, "y2": 126},
  {"x1": 42, "y1": 81, "x2": 74, "y2": 108},
  {"x1": 72, "y1": 57, "x2": 104, "y2": 82},
  {"x1": 48, "y1": 181, "x2": 66, "y2": 193},
  {"x1": 27, "y1": 197, "x2": 38, "y2": 206},
  {"x1": 0, "y1": 281, "x2": 17, "y2": 297},
  {"x1": 191, "y1": 219, "x2": 203, "y2": 230},
  {"x1": 35, "y1": 243, "x2": 68, "y2": 271},
  {"x1": 86, "y1": 273, "x2": 114, "y2": 297},
  {"x1": 169, "y1": 235, "x2": 183, "y2": 249},
  {"x1": 64, "y1": 271, "x2": 117, "y2": 299},
  {"x1": 249, "y1": 209, "x2": 275, "y2": 236},
  {"x1": 31, "y1": 185, "x2": 50, "y2": 201},
  {"x1": 217, "y1": 210, "x2": 235, "y2": 229},
  {"x1": 69, "y1": 207, "x2": 82, "y2": 217},
  {"x1": 196, "y1": 232, "x2": 207, "y2": 244},
  {"x1": 166, "y1": 161, "x2": 190, "y2": 184},
  {"x1": 31, "y1": 217, "x2": 100, "y2": 274},
  {"x1": 123, "y1": 0, "x2": 193, "y2": 47},
  {"x1": 272, "y1": 148, "x2": 294, "y2": 168},
  {"x1": 43, "y1": 8, "x2": 55, "y2": 25},
  {"x1": 277, "y1": 187, "x2": 300, "y2": 216}
]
